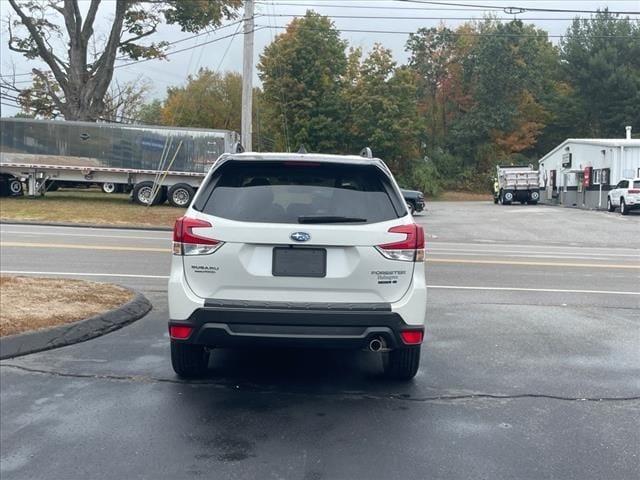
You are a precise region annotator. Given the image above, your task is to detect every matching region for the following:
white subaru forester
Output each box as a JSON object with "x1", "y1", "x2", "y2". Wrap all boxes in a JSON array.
[{"x1": 168, "y1": 150, "x2": 427, "y2": 380}]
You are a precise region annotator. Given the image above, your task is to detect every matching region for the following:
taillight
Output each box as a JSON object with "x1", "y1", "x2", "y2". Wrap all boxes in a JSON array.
[
  {"x1": 400, "y1": 329, "x2": 424, "y2": 345},
  {"x1": 172, "y1": 216, "x2": 223, "y2": 256},
  {"x1": 169, "y1": 325, "x2": 193, "y2": 340},
  {"x1": 628, "y1": 189, "x2": 640, "y2": 194},
  {"x1": 376, "y1": 224, "x2": 425, "y2": 262}
]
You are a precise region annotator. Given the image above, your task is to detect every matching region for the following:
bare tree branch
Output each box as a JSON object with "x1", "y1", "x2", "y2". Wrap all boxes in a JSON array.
[
  {"x1": 7, "y1": 0, "x2": 68, "y2": 89},
  {"x1": 120, "y1": 26, "x2": 158, "y2": 46},
  {"x1": 81, "y1": 0, "x2": 101, "y2": 42},
  {"x1": 32, "y1": 68, "x2": 64, "y2": 111}
]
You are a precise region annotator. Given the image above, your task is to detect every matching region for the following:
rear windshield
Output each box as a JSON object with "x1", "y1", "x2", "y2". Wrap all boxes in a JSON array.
[{"x1": 195, "y1": 161, "x2": 405, "y2": 224}]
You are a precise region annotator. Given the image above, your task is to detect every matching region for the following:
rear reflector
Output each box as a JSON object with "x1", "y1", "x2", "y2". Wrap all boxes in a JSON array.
[
  {"x1": 400, "y1": 330, "x2": 424, "y2": 345},
  {"x1": 169, "y1": 325, "x2": 194, "y2": 340},
  {"x1": 173, "y1": 216, "x2": 223, "y2": 256},
  {"x1": 376, "y1": 224, "x2": 425, "y2": 262}
]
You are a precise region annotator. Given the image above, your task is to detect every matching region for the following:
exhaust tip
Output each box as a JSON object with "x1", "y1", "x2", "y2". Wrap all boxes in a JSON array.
[{"x1": 369, "y1": 338, "x2": 384, "y2": 352}]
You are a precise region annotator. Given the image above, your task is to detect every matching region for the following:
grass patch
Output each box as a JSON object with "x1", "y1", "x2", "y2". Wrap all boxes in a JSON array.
[
  {"x1": 0, "y1": 276, "x2": 134, "y2": 337},
  {"x1": 0, "y1": 189, "x2": 183, "y2": 228},
  {"x1": 430, "y1": 191, "x2": 491, "y2": 202}
]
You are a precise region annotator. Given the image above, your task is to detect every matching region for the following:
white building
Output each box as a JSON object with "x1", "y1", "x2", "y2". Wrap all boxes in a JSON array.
[{"x1": 538, "y1": 127, "x2": 640, "y2": 209}]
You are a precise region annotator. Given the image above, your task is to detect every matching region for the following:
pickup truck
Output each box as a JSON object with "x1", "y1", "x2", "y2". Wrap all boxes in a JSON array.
[{"x1": 401, "y1": 189, "x2": 425, "y2": 214}]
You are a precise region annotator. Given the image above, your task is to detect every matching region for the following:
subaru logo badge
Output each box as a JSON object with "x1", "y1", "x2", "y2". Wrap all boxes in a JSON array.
[{"x1": 290, "y1": 232, "x2": 311, "y2": 242}]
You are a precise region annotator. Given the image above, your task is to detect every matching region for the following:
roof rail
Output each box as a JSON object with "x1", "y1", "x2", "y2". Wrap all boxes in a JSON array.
[
  {"x1": 297, "y1": 144, "x2": 308, "y2": 154},
  {"x1": 359, "y1": 147, "x2": 373, "y2": 159},
  {"x1": 232, "y1": 142, "x2": 245, "y2": 153}
]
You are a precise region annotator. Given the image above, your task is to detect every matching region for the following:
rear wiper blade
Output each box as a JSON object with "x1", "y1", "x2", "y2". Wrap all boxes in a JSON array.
[{"x1": 298, "y1": 216, "x2": 367, "y2": 224}]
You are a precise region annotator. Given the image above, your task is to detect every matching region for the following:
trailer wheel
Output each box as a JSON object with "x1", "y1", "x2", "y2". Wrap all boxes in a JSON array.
[
  {"x1": 168, "y1": 183, "x2": 195, "y2": 208},
  {"x1": 9, "y1": 179, "x2": 23, "y2": 195},
  {"x1": 101, "y1": 182, "x2": 117, "y2": 194},
  {"x1": 132, "y1": 181, "x2": 165, "y2": 206}
]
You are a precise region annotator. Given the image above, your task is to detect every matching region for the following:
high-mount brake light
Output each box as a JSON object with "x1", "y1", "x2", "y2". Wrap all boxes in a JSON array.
[
  {"x1": 376, "y1": 224, "x2": 425, "y2": 262},
  {"x1": 283, "y1": 161, "x2": 321, "y2": 166},
  {"x1": 172, "y1": 216, "x2": 223, "y2": 256}
]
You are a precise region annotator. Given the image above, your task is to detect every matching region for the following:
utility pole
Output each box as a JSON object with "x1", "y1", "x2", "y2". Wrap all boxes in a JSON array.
[{"x1": 241, "y1": 0, "x2": 254, "y2": 151}]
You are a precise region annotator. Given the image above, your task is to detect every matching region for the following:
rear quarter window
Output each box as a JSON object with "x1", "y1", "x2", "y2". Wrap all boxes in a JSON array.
[{"x1": 194, "y1": 161, "x2": 405, "y2": 224}]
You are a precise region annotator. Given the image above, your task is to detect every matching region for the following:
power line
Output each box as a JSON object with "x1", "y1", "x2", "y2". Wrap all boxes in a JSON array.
[
  {"x1": 261, "y1": 13, "x2": 637, "y2": 21},
  {"x1": 258, "y1": 24, "x2": 640, "y2": 39},
  {"x1": 1, "y1": 18, "x2": 255, "y2": 79},
  {"x1": 399, "y1": 0, "x2": 640, "y2": 15},
  {"x1": 115, "y1": 27, "x2": 265, "y2": 70},
  {"x1": 1, "y1": 101, "x2": 22, "y2": 109},
  {"x1": 256, "y1": 1, "x2": 502, "y2": 11}
]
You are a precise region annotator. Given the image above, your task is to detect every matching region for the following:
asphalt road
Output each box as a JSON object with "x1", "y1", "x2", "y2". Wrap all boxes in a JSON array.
[{"x1": 1, "y1": 201, "x2": 639, "y2": 479}]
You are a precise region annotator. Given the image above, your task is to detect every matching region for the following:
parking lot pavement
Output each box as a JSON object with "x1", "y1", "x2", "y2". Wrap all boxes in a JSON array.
[{"x1": 1, "y1": 202, "x2": 639, "y2": 479}]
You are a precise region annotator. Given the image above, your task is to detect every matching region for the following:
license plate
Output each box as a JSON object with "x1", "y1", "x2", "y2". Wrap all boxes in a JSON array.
[{"x1": 272, "y1": 247, "x2": 326, "y2": 277}]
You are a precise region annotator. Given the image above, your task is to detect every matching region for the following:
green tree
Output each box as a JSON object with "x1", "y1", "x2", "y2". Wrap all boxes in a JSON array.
[
  {"x1": 406, "y1": 26, "x2": 456, "y2": 147},
  {"x1": 5, "y1": 0, "x2": 242, "y2": 121},
  {"x1": 560, "y1": 10, "x2": 640, "y2": 137},
  {"x1": 258, "y1": 11, "x2": 348, "y2": 152},
  {"x1": 451, "y1": 20, "x2": 554, "y2": 170},
  {"x1": 137, "y1": 99, "x2": 164, "y2": 125},
  {"x1": 160, "y1": 69, "x2": 243, "y2": 130},
  {"x1": 346, "y1": 45, "x2": 421, "y2": 174}
]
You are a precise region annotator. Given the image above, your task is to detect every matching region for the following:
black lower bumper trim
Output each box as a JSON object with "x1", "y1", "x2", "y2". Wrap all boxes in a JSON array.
[{"x1": 171, "y1": 302, "x2": 420, "y2": 349}]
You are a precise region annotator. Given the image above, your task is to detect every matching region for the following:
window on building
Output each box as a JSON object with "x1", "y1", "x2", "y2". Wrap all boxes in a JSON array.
[{"x1": 592, "y1": 169, "x2": 601, "y2": 185}]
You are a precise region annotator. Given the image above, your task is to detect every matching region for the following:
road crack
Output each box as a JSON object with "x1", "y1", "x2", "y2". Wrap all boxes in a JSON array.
[{"x1": 2, "y1": 363, "x2": 639, "y2": 403}]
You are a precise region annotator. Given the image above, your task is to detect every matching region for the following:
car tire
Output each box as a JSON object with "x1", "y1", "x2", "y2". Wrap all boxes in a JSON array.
[
  {"x1": 607, "y1": 197, "x2": 615, "y2": 212},
  {"x1": 132, "y1": 182, "x2": 165, "y2": 205},
  {"x1": 383, "y1": 346, "x2": 421, "y2": 380},
  {"x1": 501, "y1": 191, "x2": 512, "y2": 205},
  {"x1": 620, "y1": 198, "x2": 629, "y2": 215},
  {"x1": 170, "y1": 341, "x2": 209, "y2": 378},
  {"x1": 168, "y1": 183, "x2": 195, "y2": 208}
]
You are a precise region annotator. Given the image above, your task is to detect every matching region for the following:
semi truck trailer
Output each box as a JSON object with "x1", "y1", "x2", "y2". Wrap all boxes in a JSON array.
[{"x1": 0, "y1": 118, "x2": 239, "y2": 207}]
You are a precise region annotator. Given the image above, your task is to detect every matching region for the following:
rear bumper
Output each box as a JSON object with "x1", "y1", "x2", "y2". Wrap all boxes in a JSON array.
[{"x1": 169, "y1": 300, "x2": 423, "y2": 349}]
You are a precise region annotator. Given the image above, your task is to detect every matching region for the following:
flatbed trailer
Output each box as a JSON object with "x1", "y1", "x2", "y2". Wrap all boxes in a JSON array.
[{"x1": 0, "y1": 118, "x2": 239, "y2": 206}]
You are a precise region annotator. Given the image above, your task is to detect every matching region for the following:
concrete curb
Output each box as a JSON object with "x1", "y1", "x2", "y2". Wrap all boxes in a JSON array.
[
  {"x1": 0, "y1": 291, "x2": 152, "y2": 360},
  {"x1": 0, "y1": 220, "x2": 172, "y2": 231}
]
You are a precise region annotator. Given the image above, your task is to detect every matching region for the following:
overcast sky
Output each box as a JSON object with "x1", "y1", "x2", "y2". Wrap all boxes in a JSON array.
[{"x1": 1, "y1": 0, "x2": 639, "y2": 116}]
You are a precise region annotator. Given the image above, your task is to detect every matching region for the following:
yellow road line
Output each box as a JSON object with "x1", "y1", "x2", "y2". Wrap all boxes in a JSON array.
[
  {"x1": 1, "y1": 242, "x2": 638, "y2": 269},
  {"x1": 0, "y1": 241, "x2": 169, "y2": 253},
  {"x1": 426, "y1": 258, "x2": 640, "y2": 270}
]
